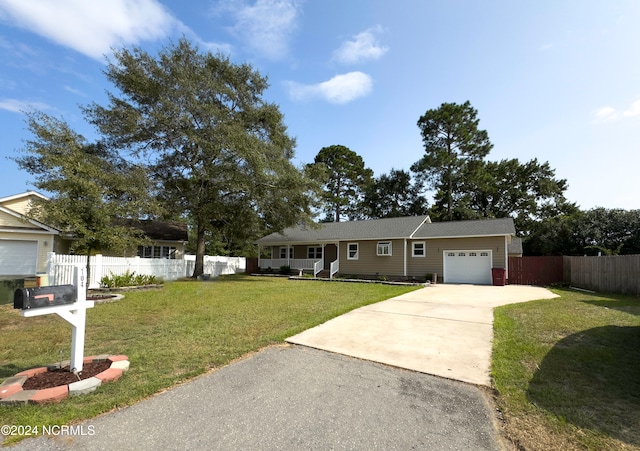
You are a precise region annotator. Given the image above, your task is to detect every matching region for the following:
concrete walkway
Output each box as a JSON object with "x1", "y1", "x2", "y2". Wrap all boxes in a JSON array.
[{"x1": 287, "y1": 284, "x2": 558, "y2": 386}]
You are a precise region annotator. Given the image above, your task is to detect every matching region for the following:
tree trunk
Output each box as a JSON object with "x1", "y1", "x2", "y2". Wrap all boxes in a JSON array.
[
  {"x1": 192, "y1": 221, "x2": 206, "y2": 278},
  {"x1": 335, "y1": 177, "x2": 342, "y2": 222},
  {"x1": 447, "y1": 167, "x2": 453, "y2": 221}
]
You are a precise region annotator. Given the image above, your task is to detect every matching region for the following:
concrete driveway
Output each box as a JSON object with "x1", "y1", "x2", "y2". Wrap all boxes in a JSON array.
[{"x1": 287, "y1": 284, "x2": 558, "y2": 386}]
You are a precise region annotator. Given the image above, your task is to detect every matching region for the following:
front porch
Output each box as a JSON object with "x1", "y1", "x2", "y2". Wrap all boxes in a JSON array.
[{"x1": 258, "y1": 243, "x2": 340, "y2": 278}]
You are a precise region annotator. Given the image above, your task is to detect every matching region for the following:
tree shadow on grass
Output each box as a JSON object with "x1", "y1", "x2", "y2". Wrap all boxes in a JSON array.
[
  {"x1": 581, "y1": 296, "x2": 640, "y2": 317},
  {"x1": 527, "y1": 325, "x2": 640, "y2": 446}
]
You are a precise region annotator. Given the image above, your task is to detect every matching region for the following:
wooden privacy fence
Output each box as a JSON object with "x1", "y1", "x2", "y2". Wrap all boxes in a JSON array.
[
  {"x1": 564, "y1": 255, "x2": 640, "y2": 296},
  {"x1": 508, "y1": 256, "x2": 564, "y2": 286},
  {"x1": 46, "y1": 253, "x2": 246, "y2": 289},
  {"x1": 509, "y1": 255, "x2": 640, "y2": 295}
]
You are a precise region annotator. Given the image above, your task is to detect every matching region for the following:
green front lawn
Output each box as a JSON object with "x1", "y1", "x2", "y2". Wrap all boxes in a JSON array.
[
  {"x1": 492, "y1": 288, "x2": 640, "y2": 450},
  {"x1": 0, "y1": 275, "x2": 419, "y2": 441}
]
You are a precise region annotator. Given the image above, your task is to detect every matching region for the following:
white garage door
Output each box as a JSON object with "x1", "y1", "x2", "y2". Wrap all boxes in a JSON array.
[
  {"x1": 0, "y1": 240, "x2": 38, "y2": 277},
  {"x1": 443, "y1": 250, "x2": 492, "y2": 285}
]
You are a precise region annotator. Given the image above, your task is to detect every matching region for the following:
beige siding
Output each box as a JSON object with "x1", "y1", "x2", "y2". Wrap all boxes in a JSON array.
[
  {"x1": 0, "y1": 210, "x2": 32, "y2": 228},
  {"x1": 407, "y1": 236, "x2": 506, "y2": 278},
  {"x1": 263, "y1": 236, "x2": 508, "y2": 279},
  {"x1": 0, "y1": 231, "x2": 54, "y2": 274},
  {"x1": 339, "y1": 239, "x2": 405, "y2": 276},
  {"x1": 0, "y1": 197, "x2": 33, "y2": 215},
  {"x1": 339, "y1": 236, "x2": 507, "y2": 278}
]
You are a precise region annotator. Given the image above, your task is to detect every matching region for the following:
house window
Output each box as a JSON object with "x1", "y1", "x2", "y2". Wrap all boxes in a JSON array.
[
  {"x1": 377, "y1": 241, "x2": 392, "y2": 256},
  {"x1": 280, "y1": 247, "x2": 293, "y2": 259},
  {"x1": 347, "y1": 243, "x2": 359, "y2": 260},
  {"x1": 412, "y1": 242, "x2": 425, "y2": 257},
  {"x1": 138, "y1": 245, "x2": 177, "y2": 259},
  {"x1": 308, "y1": 246, "x2": 322, "y2": 259},
  {"x1": 162, "y1": 246, "x2": 177, "y2": 259}
]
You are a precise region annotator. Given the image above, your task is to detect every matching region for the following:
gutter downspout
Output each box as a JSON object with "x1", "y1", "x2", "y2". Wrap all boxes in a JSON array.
[
  {"x1": 505, "y1": 236, "x2": 509, "y2": 282},
  {"x1": 403, "y1": 239, "x2": 407, "y2": 277}
]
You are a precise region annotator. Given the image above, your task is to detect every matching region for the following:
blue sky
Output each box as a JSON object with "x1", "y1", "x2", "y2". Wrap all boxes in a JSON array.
[{"x1": 1, "y1": 0, "x2": 639, "y2": 211}]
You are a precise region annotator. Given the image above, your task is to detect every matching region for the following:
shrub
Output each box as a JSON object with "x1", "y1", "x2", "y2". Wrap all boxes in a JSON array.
[
  {"x1": 279, "y1": 265, "x2": 291, "y2": 275},
  {"x1": 100, "y1": 270, "x2": 161, "y2": 288}
]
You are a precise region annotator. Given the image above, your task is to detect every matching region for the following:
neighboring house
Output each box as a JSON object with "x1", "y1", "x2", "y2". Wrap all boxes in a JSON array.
[
  {"x1": 508, "y1": 237, "x2": 523, "y2": 257},
  {"x1": 123, "y1": 219, "x2": 188, "y2": 260},
  {"x1": 0, "y1": 191, "x2": 67, "y2": 278},
  {"x1": 0, "y1": 191, "x2": 188, "y2": 279},
  {"x1": 256, "y1": 215, "x2": 516, "y2": 285}
]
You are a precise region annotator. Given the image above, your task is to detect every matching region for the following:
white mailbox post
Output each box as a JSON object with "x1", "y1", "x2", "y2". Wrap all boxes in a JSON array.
[{"x1": 20, "y1": 265, "x2": 95, "y2": 372}]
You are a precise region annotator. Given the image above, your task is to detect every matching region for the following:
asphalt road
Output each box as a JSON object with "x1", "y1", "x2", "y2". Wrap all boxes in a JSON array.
[{"x1": 6, "y1": 345, "x2": 503, "y2": 450}]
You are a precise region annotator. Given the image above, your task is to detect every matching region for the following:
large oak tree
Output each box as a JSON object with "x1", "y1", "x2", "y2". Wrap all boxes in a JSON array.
[{"x1": 84, "y1": 38, "x2": 314, "y2": 277}]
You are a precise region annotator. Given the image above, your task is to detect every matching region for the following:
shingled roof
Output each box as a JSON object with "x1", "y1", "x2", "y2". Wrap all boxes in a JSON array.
[
  {"x1": 256, "y1": 216, "x2": 515, "y2": 245},
  {"x1": 125, "y1": 220, "x2": 189, "y2": 242},
  {"x1": 256, "y1": 215, "x2": 430, "y2": 244},
  {"x1": 413, "y1": 218, "x2": 515, "y2": 239}
]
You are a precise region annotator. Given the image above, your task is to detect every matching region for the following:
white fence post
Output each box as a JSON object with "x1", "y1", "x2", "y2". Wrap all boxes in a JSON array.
[
  {"x1": 134, "y1": 256, "x2": 140, "y2": 275},
  {"x1": 94, "y1": 254, "x2": 103, "y2": 289},
  {"x1": 46, "y1": 252, "x2": 56, "y2": 285},
  {"x1": 41, "y1": 253, "x2": 244, "y2": 285}
]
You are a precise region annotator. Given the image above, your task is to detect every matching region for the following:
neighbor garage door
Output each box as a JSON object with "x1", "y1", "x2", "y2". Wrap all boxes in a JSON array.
[
  {"x1": 443, "y1": 250, "x2": 492, "y2": 285},
  {"x1": 0, "y1": 240, "x2": 38, "y2": 277}
]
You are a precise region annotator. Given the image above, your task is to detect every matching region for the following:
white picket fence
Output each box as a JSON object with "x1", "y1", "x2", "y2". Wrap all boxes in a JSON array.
[{"x1": 46, "y1": 253, "x2": 246, "y2": 289}]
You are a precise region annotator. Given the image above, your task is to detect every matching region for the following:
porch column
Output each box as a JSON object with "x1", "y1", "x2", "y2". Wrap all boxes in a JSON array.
[
  {"x1": 322, "y1": 243, "x2": 326, "y2": 270},
  {"x1": 257, "y1": 245, "x2": 261, "y2": 269}
]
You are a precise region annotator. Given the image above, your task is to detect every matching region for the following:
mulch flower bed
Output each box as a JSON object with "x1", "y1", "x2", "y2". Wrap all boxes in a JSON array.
[
  {"x1": 22, "y1": 361, "x2": 112, "y2": 390},
  {"x1": 0, "y1": 355, "x2": 130, "y2": 405}
]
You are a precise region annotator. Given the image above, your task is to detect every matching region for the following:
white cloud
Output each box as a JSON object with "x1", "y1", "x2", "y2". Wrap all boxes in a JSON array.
[
  {"x1": 594, "y1": 106, "x2": 617, "y2": 121},
  {"x1": 0, "y1": 0, "x2": 179, "y2": 59},
  {"x1": 593, "y1": 100, "x2": 640, "y2": 122},
  {"x1": 333, "y1": 25, "x2": 388, "y2": 64},
  {"x1": 219, "y1": 0, "x2": 301, "y2": 60},
  {"x1": 0, "y1": 98, "x2": 51, "y2": 113},
  {"x1": 287, "y1": 72, "x2": 373, "y2": 104},
  {"x1": 64, "y1": 86, "x2": 86, "y2": 97},
  {"x1": 622, "y1": 99, "x2": 640, "y2": 117}
]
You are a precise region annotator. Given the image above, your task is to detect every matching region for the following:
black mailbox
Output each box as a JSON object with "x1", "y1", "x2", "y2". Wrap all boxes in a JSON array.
[{"x1": 14, "y1": 285, "x2": 77, "y2": 310}]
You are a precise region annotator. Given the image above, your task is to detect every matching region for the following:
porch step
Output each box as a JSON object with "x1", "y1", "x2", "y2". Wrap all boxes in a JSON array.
[{"x1": 316, "y1": 270, "x2": 331, "y2": 278}]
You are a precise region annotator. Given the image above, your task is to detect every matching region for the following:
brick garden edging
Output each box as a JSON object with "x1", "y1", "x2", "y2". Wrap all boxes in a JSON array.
[{"x1": 0, "y1": 355, "x2": 129, "y2": 406}]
